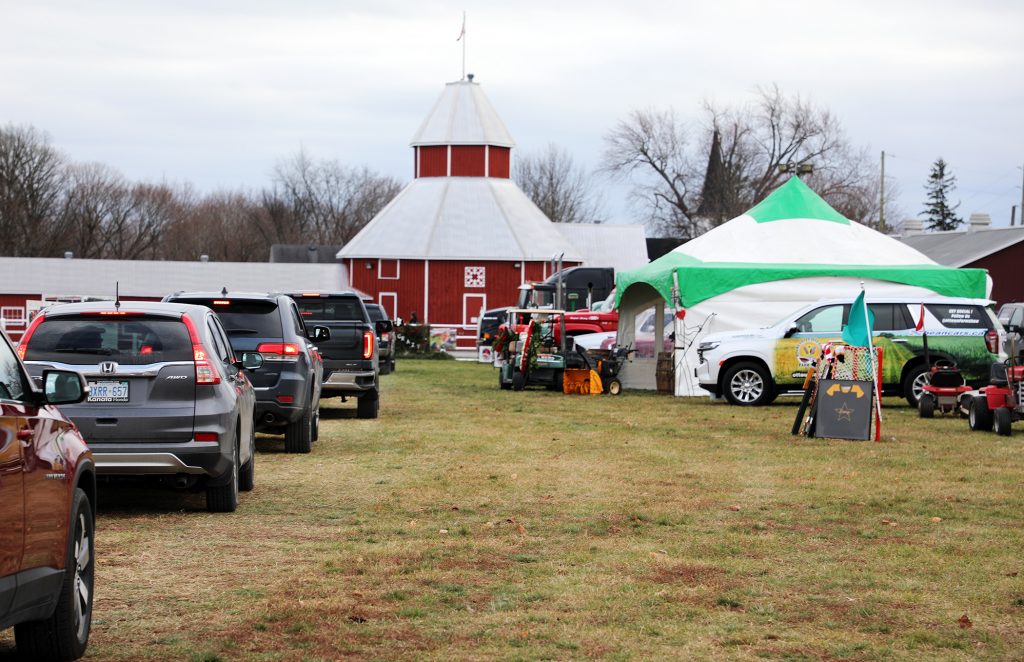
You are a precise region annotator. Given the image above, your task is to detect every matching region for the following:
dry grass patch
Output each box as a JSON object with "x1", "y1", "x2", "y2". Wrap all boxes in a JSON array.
[{"x1": 1, "y1": 359, "x2": 1022, "y2": 660}]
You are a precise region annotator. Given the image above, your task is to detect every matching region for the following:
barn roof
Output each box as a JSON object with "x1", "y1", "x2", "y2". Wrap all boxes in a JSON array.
[
  {"x1": 0, "y1": 257, "x2": 346, "y2": 299},
  {"x1": 336, "y1": 177, "x2": 582, "y2": 261},
  {"x1": 410, "y1": 79, "x2": 514, "y2": 148},
  {"x1": 900, "y1": 225, "x2": 1024, "y2": 267},
  {"x1": 554, "y1": 224, "x2": 649, "y2": 273}
]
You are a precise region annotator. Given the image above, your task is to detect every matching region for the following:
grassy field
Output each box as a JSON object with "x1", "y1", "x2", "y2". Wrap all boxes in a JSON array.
[{"x1": 4, "y1": 358, "x2": 1024, "y2": 661}]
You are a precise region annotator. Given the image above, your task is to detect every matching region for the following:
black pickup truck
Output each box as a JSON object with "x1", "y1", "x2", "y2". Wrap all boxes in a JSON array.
[{"x1": 285, "y1": 291, "x2": 389, "y2": 419}]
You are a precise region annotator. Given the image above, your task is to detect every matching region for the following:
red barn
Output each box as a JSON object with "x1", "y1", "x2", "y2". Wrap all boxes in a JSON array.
[{"x1": 339, "y1": 76, "x2": 582, "y2": 347}]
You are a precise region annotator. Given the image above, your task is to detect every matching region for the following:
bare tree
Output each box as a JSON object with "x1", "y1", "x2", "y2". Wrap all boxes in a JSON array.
[
  {"x1": 601, "y1": 108, "x2": 697, "y2": 236},
  {"x1": 163, "y1": 189, "x2": 266, "y2": 262},
  {"x1": 603, "y1": 86, "x2": 886, "y2": 238},
  {"x1": 0, "y1": 124, "x2": 67, "y2": 255},
  {"x1": 513, "y1": 143, "x2": 604, "y2": 223},
  {"x1": 272, "y1": 150, "x2": 402, "y2": 245}
]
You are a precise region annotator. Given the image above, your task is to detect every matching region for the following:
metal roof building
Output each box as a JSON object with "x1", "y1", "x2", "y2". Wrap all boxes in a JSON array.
[
  {"x1": 900, "y1": 214, "x2": 1024, "y2": 304},
  {"x1": 339, "y1": 76, "x2": 596, "y2": 346},
  {"x1": 0, "y1": 257, "x2": 347, "y2": 340}
]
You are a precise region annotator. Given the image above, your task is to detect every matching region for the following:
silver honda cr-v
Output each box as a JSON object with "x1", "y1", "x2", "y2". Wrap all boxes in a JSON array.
[{"x1": 19, "y1": 301, "x2": 261, "y2": 512}]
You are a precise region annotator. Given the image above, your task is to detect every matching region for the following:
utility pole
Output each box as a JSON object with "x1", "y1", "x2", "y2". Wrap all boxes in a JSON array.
[{"x1": 879, "y1": 150, "x2": 886, "y2": 234}]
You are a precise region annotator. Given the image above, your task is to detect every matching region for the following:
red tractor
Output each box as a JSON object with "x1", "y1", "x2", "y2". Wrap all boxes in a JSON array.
[{"x1": 967, "y1": 359, "x2": 1024, "y2": 435}]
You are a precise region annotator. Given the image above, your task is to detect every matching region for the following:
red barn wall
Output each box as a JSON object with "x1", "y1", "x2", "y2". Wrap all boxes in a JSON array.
[
  {"x1": 417, "y1": 146, "x2": 448, "y2": 177},
  {"x1": 966, "y1": 244, "x2": 1024, "y2": 305},
  {"x1": 451, "y1": 146, "x2": 486, "y2": 177},
  {"x1": 347, "y1": 258, "x2": 580, "y2": 328},
  {"x1": 489, "y1": 147, "x2": 510, "y2": 178}
]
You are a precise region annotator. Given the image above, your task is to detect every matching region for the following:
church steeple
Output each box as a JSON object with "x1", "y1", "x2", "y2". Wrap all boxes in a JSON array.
[
  {"x1": 697, "y1": 129, "x2": 730, "y2": 223},
  {"x1": 409, "y1": 77, "x2": 514, "y2": 179}
]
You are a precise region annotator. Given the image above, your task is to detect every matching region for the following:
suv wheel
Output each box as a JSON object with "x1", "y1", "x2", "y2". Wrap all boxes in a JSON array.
[
  {"x1": 357, "y1": 389, "x2": 379, "y2": 419},
  {"x1": 239, "y1": 428, "x2": 255, "y2": 492},
  {"x1": 285, "y1": 408, "x2": 313, "y2": 453},
  {"x1": 207, "y1": 438, "x2": 240, "y2": 512},
  {"x1": 312, "y1": 407, "x2": 320, "y2": 442},
  {"x1": 722, "y1": 362, "x2": 773, "y2": 406},
  {"x1": 902, "y1": 364, "x2": 931, "y2": 408},
  {"x1": 968, "y1": 395, "x2": 993, "y2": 431},
  {"x1": 15, "y1": 488, "x2": 94, "y2": 660}
]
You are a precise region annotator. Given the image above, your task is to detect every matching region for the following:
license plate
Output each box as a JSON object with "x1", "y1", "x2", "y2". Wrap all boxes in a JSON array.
[{"x1": 87, "y1": 380, "x2": 129, "y2": 403}]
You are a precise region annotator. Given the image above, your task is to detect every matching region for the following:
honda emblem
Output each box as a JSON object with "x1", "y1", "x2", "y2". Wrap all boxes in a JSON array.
[{"x1": 99, "y1": 361, "x2": 118, "y2": 374}]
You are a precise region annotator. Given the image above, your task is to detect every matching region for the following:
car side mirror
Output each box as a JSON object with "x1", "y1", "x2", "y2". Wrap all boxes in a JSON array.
[
  {"x1": 235, "y1": 352, "x2": 264, "y2": 371},
  {"x1": 375, "y1": 320, "x2": 394, "y2": 335},
  {"x1": 42, "y1": 369, "x2": 88, "y2": 405},
  {"x1": 310, "y1": 325, "x2": 331, "y2": 342},
  {"x1": 1007, "y1": 324, "x2": 1021, "y2": 335},
  {"x1": 783, "y1": 325, "x2": 799, "y2": 339}
]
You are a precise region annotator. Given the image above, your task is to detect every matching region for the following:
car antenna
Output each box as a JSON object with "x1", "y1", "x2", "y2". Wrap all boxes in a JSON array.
[
  {"x1": 115, "y1": 281, "x2": 121, "y2": 310},
  {"x1": 221, "y1": 286, "x2": 228, "y2": 297}
]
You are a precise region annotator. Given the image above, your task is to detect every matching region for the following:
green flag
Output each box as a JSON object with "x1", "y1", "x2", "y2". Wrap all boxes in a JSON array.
[{"x1": 842, "y1": 290, "x2": 874, "y2": 347}]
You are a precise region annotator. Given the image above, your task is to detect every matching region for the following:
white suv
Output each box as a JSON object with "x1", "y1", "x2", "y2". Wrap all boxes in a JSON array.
[{"x1": 696, "y1": 297, "x2": 1003, "y2": 407}]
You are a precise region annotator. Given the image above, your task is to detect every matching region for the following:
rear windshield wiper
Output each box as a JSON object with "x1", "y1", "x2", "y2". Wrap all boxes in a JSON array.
[
  {"x1": 55, "y1": 347, "x2": 114, "y2": 355},
  {"x1": 226, "y1": 328, "x2": 259, "y2": 335}
]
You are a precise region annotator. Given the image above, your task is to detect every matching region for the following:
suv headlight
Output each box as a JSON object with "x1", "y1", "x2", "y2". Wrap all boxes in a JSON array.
[{"x1": 698, "y1": 341, "x2": 720, "y2": 352}]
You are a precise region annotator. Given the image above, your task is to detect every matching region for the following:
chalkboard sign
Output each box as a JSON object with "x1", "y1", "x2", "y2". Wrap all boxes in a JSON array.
[{"x1": 814, "y1": 379, "x2": 874, "y2": 440}]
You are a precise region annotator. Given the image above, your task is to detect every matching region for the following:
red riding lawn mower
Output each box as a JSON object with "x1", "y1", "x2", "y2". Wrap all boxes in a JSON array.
[
  {"x1": 918, "y1": 360, "x2": 973, "y2": 418},
  {"x1": 967, "y1": 359, "x2": 1024, "y2": 436}
]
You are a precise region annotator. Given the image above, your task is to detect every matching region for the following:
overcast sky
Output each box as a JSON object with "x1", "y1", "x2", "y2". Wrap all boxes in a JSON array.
[{"x1": 3, "y1": 0, "x2": 1022, "y2": 231}]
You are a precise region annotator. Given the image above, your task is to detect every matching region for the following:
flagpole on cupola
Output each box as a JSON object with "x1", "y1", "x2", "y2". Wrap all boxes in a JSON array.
[{"x1": 457, "y1": 12, "x2": 467, "y2": 80}]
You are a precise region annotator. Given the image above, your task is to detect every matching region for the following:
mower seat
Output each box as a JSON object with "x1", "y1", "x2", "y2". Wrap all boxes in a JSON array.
[
  {"x1": 991, "y1": 362, "x2": 1008, "y2": 387},
  {"x1": 929, "y1": 368, "x2": 964, "y2": 388}
]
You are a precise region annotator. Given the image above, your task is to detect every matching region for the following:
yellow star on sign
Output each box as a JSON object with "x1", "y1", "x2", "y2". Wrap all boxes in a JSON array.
[{"x1": 835, "y1": 403, "x2": 854, "y2": 421}]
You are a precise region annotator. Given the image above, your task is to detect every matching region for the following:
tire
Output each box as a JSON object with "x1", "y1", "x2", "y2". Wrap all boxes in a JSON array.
[
  {"x1": 357, "y1": 390, "x2": 379, "y2": 419},
  {"x1": 918, "y1": 393, "x2": 935, "y2": 418},
  {"x1": 311, "y1": 407, "x2": 320, "y2": 442},
  {"x1": 499, "y1": 369, "x2": 511, "y2": 390},
  {"x1": 903, "y1": 364, "x2": 931, "y2": 408},
  {"x1": 512, "y1": 370, "x2": 526, "y2": 391},
  {"x1": 239, "y1": 428, "x2": 255, "y2": 492},
  {"x1": 607, "y1": 378, "x2": 622, "y2": 396},
  {"x1": 285, "y1": 408, "x2": 313, "y2": 452},
  {"x1": 968, "y1": 395, "x2": 993, "y2": 431},
  {"x1": 207, "y1": 437, "x2": 240, "y2": 512},
  {"x1": 547, "y1": 370, "x2": 564, "y2": 391},
  {"x1": 15, "y1": 488, "x2": 93, "y2": 661},
  {"x1": 379, "y1": 359, "x2": 391, "y2": 375},
  {"x1": 390, "y1": 359, "x2": 396, "y2": 373},
  {"x1": 722, "y1": 362, "x2": 773, "y2": 406},
  {"x1": 995, "y1": 407, "x2": 1013, "y2": 436}
]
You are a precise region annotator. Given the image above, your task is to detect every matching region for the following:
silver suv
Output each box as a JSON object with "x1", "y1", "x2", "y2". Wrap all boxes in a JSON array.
[{"x1": 19, "y1": 301, "x2": 261, "y2": 512}]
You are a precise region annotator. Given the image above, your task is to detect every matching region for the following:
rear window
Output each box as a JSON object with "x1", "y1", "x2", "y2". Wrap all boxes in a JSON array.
[
  {"x1": 172, "y1": 299, "x2": 283, "y2": 338},
  {"x1": 25, "y1": 317, "x2": 193, "y2": 365},
  {"x1": 925, "y1": 304, "x2": 993, "y2": 330},
  {"x1": 366, "y1": 305, "x2": 386, "y2": 322},
  {"x1": 294, "y1": 297, "x2": 367, "y2": 322}
]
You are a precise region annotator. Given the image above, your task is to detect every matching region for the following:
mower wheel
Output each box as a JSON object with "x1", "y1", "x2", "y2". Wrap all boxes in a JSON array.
[
  {"x1": 918, "y1": 394, "x2": 935, "y2": 418},
  {"x1": 512, "y1": 370, "x2": 526, "y2": 391},
  {"x1": 995, "y1": 407, "x2": 1012, "y2": 436},
  {"x1": 499, "y1": 369, "x2": 511, "y2": 390},
  {"x1": 968, "y1": 396, "x2": 993, "y2": 431},
  {"x1": 607, "y1": 378, "x2": 622, "y2": 396}
]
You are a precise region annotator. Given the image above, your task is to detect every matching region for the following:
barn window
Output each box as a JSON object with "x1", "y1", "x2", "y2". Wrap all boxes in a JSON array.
[{"x1": 379, "y1": 259, "x2": 400, "y2": 280}]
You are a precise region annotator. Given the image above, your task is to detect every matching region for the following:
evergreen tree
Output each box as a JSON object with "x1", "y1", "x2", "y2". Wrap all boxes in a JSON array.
[{"x1": 922, "y1": 158, "x2": 962, "y2": 231}]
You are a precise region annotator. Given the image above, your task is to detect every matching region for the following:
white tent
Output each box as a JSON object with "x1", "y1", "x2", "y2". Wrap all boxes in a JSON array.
[{"x1": 614, "y1": 178, "x2": 991, "y2": 394}]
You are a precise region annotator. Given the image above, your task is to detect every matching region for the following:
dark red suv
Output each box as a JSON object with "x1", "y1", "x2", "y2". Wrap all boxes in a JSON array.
[{"x1": 1, "y1": 331, "x2": 96, "y2": 660}]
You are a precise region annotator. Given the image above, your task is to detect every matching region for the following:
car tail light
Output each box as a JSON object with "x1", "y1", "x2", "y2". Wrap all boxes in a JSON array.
[
  {"x1": 195, "y1": 432, "x2": 219, "y2": 443},
  {"x1": 257, "y1": 342, "x2": 300, "y2": 362},
  {"x1": 363, "y1": 331, "x2": 374, "y2": 359},
  {"x1": 986, "y1": 329, "x2": 999, "y2": 354},
  {"x1": 182, "y1": 315, "x2": 221, "y2": 385},
  {"x1": 16, "y1": 313, "x2": 45, "y2": 360}
]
